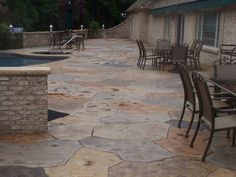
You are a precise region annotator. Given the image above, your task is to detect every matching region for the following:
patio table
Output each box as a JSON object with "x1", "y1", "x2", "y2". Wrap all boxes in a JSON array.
[{"x1": 208, "y1": 78, "x2": 236, "y2": 96}]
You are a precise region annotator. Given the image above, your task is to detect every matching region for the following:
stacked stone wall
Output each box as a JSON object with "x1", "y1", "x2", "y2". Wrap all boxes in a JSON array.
[{"x1": 0, "y1": 67, "x2": 50, "y2": 134}]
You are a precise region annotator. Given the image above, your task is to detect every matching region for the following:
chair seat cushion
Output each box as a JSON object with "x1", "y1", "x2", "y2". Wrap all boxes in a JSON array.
[
  {"x1": 213, "y1": 99, "x2": 230, "y2": 108},
  {"x1": 215, "y1": 115, "x2": 236, "y2": 130}
]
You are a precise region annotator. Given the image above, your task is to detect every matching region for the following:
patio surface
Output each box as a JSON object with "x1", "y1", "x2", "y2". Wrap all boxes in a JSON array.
[{"x1": 0, "y1": 38, "x2": 235, "y2": 177}]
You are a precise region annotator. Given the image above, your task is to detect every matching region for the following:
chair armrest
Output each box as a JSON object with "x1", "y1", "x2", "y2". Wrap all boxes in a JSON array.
[{"x1": 216, "y1": 108, "x2": 236, "y2": 114}]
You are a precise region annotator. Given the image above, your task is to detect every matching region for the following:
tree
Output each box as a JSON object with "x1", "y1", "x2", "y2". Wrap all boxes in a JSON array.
[{"x1": 1, "y1": 0, "x2": 135, "y2": 31}]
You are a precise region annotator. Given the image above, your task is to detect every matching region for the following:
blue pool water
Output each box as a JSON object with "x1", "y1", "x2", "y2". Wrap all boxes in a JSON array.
[{"x1": 0, "y1": 54, "x2": 68, "y2": 67}]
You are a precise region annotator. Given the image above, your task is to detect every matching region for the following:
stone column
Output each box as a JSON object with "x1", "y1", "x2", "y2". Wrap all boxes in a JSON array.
[{"x1": 0, "y1": 67, "x2": 51, "y2": 134}]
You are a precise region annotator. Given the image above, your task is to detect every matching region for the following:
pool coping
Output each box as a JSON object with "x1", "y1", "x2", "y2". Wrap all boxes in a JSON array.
[{"x1": 0, "y1": 67, "x2": 51, "y2": 75}]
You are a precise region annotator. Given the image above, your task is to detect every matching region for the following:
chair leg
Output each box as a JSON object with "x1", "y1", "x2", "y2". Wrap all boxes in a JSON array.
[
  {"x1": 178, "y1": 101, "x2": 186, "y2": 128},
  {"x1": 202, "y1": 130, "x2": 214, "y2": 162},
  {"x1": 142, "y1": 59, "x2": 146, "y2": 70},
  {"x1": 190, "y1": 114, "x2": 201, "y2": 147},
  {"x1": 186, "y1": 107, "x2": 195, "y2": 138},
  {"x1": 232, "y1": 129, "x2": 236, "y2": 147}
]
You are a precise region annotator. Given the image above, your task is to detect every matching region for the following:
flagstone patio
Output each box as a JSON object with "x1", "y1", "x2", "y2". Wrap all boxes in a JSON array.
[{"x1": 0, "y1": 38, "x2": 235, "y2": 177}]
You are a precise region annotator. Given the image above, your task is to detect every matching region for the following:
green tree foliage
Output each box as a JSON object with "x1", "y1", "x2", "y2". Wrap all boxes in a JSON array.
[{"x1": 1, "y1": 0, "x2": 135, "y2": 31}]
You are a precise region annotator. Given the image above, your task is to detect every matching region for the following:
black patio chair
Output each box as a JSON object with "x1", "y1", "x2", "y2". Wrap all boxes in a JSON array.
[
  {"x1": 178, "y1": 64, "x2": 234, "y2": 138},
  {"x1": 192, "y1": 41, "x2": 203, "y2": 70},
  {"x1": 136, "y1": 40, "x2": 142, "y2": 68},
  {"x1": 187, "y1": 39, "x2": 198, "y2": 67},
  {"x1": 190, "y1": 72, "x2": 236, "y2": 161},
  {"x1": 161, "y1": 43, "x2": 189, "y2": 70},
  {"x1": 139, "y1": 40, "x2": 162, "y2": 70}
]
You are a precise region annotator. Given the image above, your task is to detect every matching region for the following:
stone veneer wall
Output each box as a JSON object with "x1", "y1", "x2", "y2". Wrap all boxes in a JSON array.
[{"x1": 0, "y1": 67, "x2": 51, "y2": 134}]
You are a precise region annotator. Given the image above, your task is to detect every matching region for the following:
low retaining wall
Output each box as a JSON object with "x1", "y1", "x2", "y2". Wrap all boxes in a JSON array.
[
  {"x1": 87, "y1": 18, "x2": 131, "y2": 39},
  {"x1": 0, "y1": 67, "x2": 51, "y2": 134},
  {"x1": 0, "y1": 19, "x2": 131, "y2": 49}
]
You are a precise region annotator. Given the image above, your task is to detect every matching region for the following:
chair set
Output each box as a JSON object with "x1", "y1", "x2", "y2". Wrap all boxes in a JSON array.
[
  {"x1": 178, "y1": 64, "x2": 236, "y2": 161},
  {"x1": 136, "y1": 39, "x2": 203, "y2": 71}
]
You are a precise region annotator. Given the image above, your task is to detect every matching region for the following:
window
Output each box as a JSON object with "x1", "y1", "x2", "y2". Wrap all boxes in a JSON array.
[
  {"x1": 196, "y1": 11, "x2": 220, "y2": 47},
  {"x1": 164, "y1": 16, "x2": 171, "y2": 39}
]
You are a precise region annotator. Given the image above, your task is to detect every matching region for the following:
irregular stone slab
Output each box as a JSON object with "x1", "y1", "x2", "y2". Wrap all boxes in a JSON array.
[
  {"x1": 48, "y1": 93, "x2": 89, "y2": 113},
  {"x1": 100, "y1": 112, "x2": 171, "y2": 124},
  {"x1": 165, "y1": 119, "x2": 205, "y2": 131},
  {"x1": 208, "y1": 168, "x2": 236, "y2": 177},
  {"x1": 48, "y1": 123, "x2": 97, "y2": 140},
  {"x1": 155, "y1": 128, "x2": 207, "y2": 157},
  {"x1": 142, "y1": 93, "x2": 183, "y2": 110},
  {"x1": 101, "y1": 79, "x2": 131, "y2": 86},
  {"x1": 50, "y1": 113, "x2": 102, "y2": 125},
  {"x1": 207, "y1": 146, "x2": 236, "y2": 171},
  {"x1": 81, "y1": 137, "x2": 172, "y2": 162},
  {"x1": 0, "y1": 133, "x2": 54, "y2": 144},
  {"x1": 204, "y1": 135, "x2": 236, "y2": 170},
  {"x1": 94, "y1": 123, "x2": 169, "y2": 140},
  {"x1": 45, "y1": 148, "x2": 122, "y2": 177},
  {"x1": 112, "y1": 100, "x2": 172, "y2": 113},
  {"x1": 0, "y1": 166, "x2": 48, "y2": 177},
  {"x1": 0, "y1": 140, "x2": 81, "y2": 167},
  {"x1": 109, "y1": 157, "x2": 216, "y2": 177}
]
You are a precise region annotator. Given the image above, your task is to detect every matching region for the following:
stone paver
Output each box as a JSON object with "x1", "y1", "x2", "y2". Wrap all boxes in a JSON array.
[
  {"x1": 207, "y1": 136, "x2": 236, "y2": 171},
  {"x1": 0, "y1": 166, "x2": 48, "y2": 177},
  {"x1": 109, "y1": 157, "x2": 216, "y2": 177},
  {"x1": 81, "y1": 136, "x2": 171, "y2": 162},
  {"x1": 48, "y1": 123, "x2": 96, "y2": 140},
  {"x1": 208, "y1": 168, "x2": 236, "y2": 177},
  {"x1": 1, "y1": 38, "x2": 235, "y2": 176},
  {"x1": 155, "y1": 128, "x2": 207, "y2": 157},
  {"x1": 0, "y1": 140, "x2": 81, "y2": 167},
  {"x1": 0, "y1": 133, "x2": 54, "y2": 144},
  {"x1": 45, "y1": 148, "x2": 122, "y2": 177},
  {"x1": 94, "y1": 122, "x2": 169, "y2": 140},
  {"x1": 100, "y1": 112, "x2": 171, "y2": 124}
]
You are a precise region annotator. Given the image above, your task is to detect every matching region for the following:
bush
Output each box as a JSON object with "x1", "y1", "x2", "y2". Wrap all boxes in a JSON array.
[
  {"x1": 0, "y1": 23, "x2": 9, "y2": 32},
  {"x1": 89, "y1": 20, "x2": 100, "y2": 31}
]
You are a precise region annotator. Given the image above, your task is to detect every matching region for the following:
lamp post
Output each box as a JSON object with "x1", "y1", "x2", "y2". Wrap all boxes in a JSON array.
[
  {"x1": 49, "y1": 24, "x2": 53, "y2": 32},
  {"x1": 102, "y1": 24, "x2": 105, "y2": 30},
  {"x1": 80, "y1": 25, "x2": 84, "y2": 30},
  {"x1": 9, "y1": 24, "x2": 13, "y2": 32}
]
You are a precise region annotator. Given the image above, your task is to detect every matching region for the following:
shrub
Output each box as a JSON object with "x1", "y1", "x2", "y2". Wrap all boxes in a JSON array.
[
  {"x1": 89, "y1": 20, "x2": 100, "y2": 31},
  {"x1": 0, "y1": 23, "x2": 9, "y2": 32}
]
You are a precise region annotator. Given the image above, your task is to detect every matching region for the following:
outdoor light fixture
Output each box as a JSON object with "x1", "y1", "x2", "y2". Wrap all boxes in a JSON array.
[
  {"x1": 49, "y1": 24, "x2": 53, "y2": 32},
  {"x1": 9, "y1": 24, "x2": 13, "y2": 32},
  {"x1": 102, "y1": 24, "x2": 105, "y2": 30},
  {"x1": 80, "y1": 25, "x2": 84, "y2": 30},
  {"x1": 121, "y1": 13, "x2": 127, "y2": 17}
]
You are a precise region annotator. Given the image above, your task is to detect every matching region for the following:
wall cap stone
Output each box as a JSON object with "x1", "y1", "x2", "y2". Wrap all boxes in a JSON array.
[{"x1": 0, "y1": 67, "x2": 51, "y2": 76}]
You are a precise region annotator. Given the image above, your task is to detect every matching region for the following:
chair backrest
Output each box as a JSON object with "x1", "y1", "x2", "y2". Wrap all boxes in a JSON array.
[
  {"x1": 157, "y1": 39, "x2": 170, "y2": 50},
  {"x1": 139, "y1": 40, "x2": 147, "y2": 57},
  {"x1": 191, "y1": 72, "x2": 214, "y2": 123},
  {"x1": 136, "y1": 40, "x2": 142, "y2": 57},
  {"x1": 178, "y1": 64, "x2": 195, "y2": 105},
  {"x1": 194, "y1": 41, "x2": 203, "y2": 58},
  {"x1": 171, "y1": 43, "x2": 188, "y2": 62},
  {"x1": 189, "y1": 39, "x2": 198, "y2": 51}
]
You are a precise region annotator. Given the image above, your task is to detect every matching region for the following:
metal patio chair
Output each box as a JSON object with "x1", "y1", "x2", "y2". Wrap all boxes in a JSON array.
[
  {"x1": 161, "y1": 43, "x2": 188, "y2": 70},
  {"x1": 192, "y1": 41, "x2": 203, "y2": 70},
  {"x1": 178, "y1": 64, "x2": 234, "y2": 137},
  {"x1": 138, "y1": 40, "x2": 161, "y2": 70},
  {"x1": 187, "y1": 39, "x2": 198, "y2": 67},
  {"x1": 190, "y1": 72, "x2": 236, "y2": 161}
]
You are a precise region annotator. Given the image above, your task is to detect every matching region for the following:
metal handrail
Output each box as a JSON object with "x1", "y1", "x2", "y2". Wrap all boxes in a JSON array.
[{"x1": 60, "y1": 35, "x2": 83, "y2": 52}]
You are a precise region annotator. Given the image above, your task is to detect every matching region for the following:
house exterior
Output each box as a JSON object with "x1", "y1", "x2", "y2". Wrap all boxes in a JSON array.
[{"x1": 127, "y1": 0, "x2": 236, "y2": 65}]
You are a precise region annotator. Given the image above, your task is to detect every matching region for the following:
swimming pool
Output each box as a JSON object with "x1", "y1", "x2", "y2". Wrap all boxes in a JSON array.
[{"x1": 0, "y1": 53, "x2": 68, "y2": 67}]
